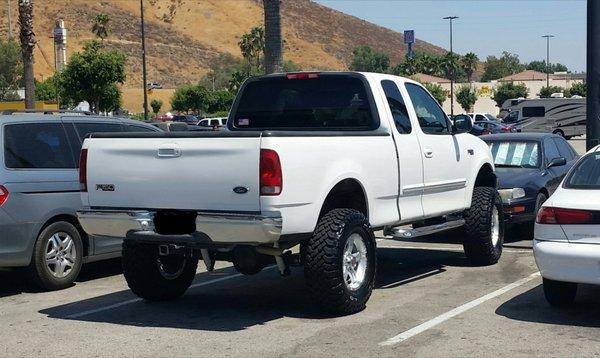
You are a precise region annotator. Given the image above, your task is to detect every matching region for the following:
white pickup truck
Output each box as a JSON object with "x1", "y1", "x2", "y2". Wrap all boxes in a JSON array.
[{"x1": 78, "y1": 72, "x2": 503, "y2": 315}]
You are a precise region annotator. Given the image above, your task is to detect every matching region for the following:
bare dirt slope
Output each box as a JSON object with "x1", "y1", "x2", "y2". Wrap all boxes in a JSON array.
[{"x1": 1, "y1": 0, "x2": 448, "y2": 89}]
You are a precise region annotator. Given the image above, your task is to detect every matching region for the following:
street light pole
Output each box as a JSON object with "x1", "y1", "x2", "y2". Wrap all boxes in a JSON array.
[
  {"x1": 443, "y1": 16, "x2": 458, "y2": 118},
  {"x1": 140, "y1": 0, "x2": 149, "y2": 121},
  {"x1": 587, "y1": 0, "x2": 600, "y2": 150},
  {"x1": 542, "y1": 34, "x2": 554, "y2": 88}
]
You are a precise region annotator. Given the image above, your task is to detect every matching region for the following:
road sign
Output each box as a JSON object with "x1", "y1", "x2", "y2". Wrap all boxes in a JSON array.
[{"x1": 404, "y1": 30, "x2": 415, "y2": 44}]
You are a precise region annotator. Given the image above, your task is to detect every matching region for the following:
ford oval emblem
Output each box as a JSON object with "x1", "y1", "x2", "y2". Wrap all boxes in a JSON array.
[{"x1": 233, "y1": 186, "x2": 249, "y2": 194}]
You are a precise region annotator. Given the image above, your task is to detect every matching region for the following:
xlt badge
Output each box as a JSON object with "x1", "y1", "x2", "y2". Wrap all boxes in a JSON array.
[{"x1": 96, "y1": 184, "x2": 115, "y2": 192}]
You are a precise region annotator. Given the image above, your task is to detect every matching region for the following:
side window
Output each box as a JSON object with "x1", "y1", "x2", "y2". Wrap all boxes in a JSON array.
[
  {"x1": 381, "y1": 80, "x2": 411, "y2": 134},
  {"x1": 4, "y1": 123, "x2": 75, "y2": 169},
  {"x1": 553, "y1": 138, "x2": 574, "y2": 161},
  {"x1": 543, "y1": 138, "x2": 561, "y2": 161},
  {"x1": 128, "y1": 125, "x2": 158, "y2": 133},
  {"x1": 475, "y1": 114, "x2": 486, "y2": 121},
  {"x1": 75, "y1": 122, "x2": 122, "y2": 139},
  {"x1": 522, "y1": 106, "x2": 545, "y2": 117},
  {"x1": 210, "y1": 119, "x2": 220, "y2": 126},
  {"x1": 405, "y1": 83, "x2": 449, "y2": 134},
  {"x1": 198, "y1": 120, "x2": 209, "y2": 127}
]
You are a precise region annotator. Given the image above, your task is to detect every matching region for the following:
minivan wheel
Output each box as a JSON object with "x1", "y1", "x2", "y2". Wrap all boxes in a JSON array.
[{"x1": 28, "y1": 221, "x2": 84, "y2": 290}]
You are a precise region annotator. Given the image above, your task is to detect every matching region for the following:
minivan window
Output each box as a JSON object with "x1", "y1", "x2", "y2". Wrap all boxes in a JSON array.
[
  {"x1": 231, "y1": 74, "x2": 377, "y2": 130},
  {"x1": 522, "y1": 106, "x2": 545, "y2": 117},
  {"x1": 405, "y1": 83, "x2": 450, "y2": 134},
  {"x1": 4, "y1": 123, "x2": 75, "y2": 169},
  {"x1": 381, "y1": 80, "x2": 411, "y2": 134}
]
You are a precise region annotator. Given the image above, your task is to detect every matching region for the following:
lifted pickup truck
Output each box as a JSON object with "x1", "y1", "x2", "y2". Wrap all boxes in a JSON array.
[{"x1": 78, "y1": 72, "x2": 502, "y2": 314}]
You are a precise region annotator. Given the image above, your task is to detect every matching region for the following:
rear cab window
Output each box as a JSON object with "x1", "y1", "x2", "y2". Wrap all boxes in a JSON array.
[{"x1": 229, "y1": 73, "x2": 379, "y2": 131}]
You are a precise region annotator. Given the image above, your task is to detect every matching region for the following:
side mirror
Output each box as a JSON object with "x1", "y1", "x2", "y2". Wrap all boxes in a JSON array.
[
  {"x1": 452, "y1": 117, "x2": 473, "y2": 134},
  {"x1": 547, "y1": 157, "x2": 567, "y2": 169}
]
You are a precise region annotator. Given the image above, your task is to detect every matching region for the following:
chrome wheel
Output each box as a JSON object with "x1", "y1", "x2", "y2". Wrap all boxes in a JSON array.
[
  {"x1": 491, "y1": 206, "x2": 500, "y2": 246},
  {"x1": 342, "y1": 233, "x2": 368, "y2": 291},
  {"x1": 45, "y1": 232, "x2": 77, "y2": 278}
]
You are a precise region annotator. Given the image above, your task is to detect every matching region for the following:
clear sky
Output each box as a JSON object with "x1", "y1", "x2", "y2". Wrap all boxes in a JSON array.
[{"x1": 315, "y1": 0, "x2": 587, "y2": 72}]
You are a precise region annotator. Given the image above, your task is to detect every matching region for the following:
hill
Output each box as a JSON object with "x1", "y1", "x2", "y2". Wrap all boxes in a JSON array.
[{"x1": 1, "y1": 0, "x2": 450, "y2": 111}]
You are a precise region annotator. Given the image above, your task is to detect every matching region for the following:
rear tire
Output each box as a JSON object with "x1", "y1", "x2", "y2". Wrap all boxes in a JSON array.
[
  {"x1": 463, "y1": 187, "x2": 504, "y2": 265},
  {"x1": 122, "y1": 240, "x2": 198, "y2": 301},
  {"x1": 304, "y1": 209, "x2": 377, "y2": 315},
  {"x1": 543, "y1": 278, "x2": 577, "y2": 307},
  {"x1": 28, "y1": 221, "x2": 83, "y2": 290}
]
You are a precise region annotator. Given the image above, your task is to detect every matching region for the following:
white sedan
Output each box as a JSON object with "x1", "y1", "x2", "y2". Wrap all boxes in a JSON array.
[{"x1": 533, "y1": 145, "x2": 600, "y2": 306}]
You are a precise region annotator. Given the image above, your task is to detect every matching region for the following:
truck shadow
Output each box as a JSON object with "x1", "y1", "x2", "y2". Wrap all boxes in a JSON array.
[
  {"x1": 495, "y1": 284, "x2": 600, "y2": 328},
  {"x1": 38, "y1": 247, "x2": 468, "y2": 331}
]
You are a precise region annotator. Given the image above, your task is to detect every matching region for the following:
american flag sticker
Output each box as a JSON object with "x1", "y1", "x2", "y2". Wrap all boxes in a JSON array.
[{"x1": 238, "y1": 118, "x2": 250, "y2": 126}]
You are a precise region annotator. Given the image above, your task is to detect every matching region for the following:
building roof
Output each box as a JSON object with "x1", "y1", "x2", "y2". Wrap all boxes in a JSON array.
[
  {"x1": 497, "y1": 70, "x2": 548, "y2": 82},
  {"x1": 411, "y1": 73, "x2": 451, "y2": 84}
]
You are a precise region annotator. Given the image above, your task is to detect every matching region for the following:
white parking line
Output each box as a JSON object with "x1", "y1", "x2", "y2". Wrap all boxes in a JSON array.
[
  {"x1": 379, "y1": 271, "x2": 541, "y2": 347},
  {"x1": 67, "y1": 270, "x2": 258, "y2": 319}
]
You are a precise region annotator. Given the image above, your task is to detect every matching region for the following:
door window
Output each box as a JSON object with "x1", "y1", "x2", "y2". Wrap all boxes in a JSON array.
[
  {"x1": 475, "y1": 114, "x2": 486, "y2": 121},
  {"x1": 543, "y1": 138, "x2": 561, "y2": 161},
  {"x1": 381, "y1": 80, "x2": 411, "y2": 134},
  {"x1": 4, "y1": 123, "x2": 75, "y2": 169},
  {"x1": 405, "y1": 83, "x2": 450, "y2": 134},
  {"x1": 552, "y1": 138, "x2": 575, "y2": 161}
]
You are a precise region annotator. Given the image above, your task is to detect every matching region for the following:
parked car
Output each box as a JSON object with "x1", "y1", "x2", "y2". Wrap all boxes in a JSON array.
[
  {"x1": 0, "y1": 112, "x2": 160, "y2": 290},
  {"x1": 453, "y1": 114, "x2": 490, "y2": 136},
  {"x1": 475, "y1": 120, "x2": 518, "y2": 134},
  {"x1": 172, "y1": 114, "x2": 199, "y2": 125},
  {"x1": 155, "y1": 112, "x2": 173, "y2": 122},
  {"x1": 151, "y1": 121, "x2": 190, "y2": 132},
  {"x1": 468, "y1": 112, "x2": 499, "y2": 122},
  {"x1": 482, "y1": 133, "x2": 578, "y2": 234},
  {"x1": 197, "y1": 117, "x2": 227, "y2": 127},
  {"x1": 147, "y1": 82, "x2": 163, "y2": 89},
  {"x1": 78, "y1": 71, "x2": 502, "y2": 315},
  {"x1": 534, "y1": 145, "x2": 600, "y2": 306}
]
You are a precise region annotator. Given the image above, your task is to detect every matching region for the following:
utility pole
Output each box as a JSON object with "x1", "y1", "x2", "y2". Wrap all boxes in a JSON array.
[
  {"x1": 587, "y1": 0, "x2": 600, "y2": 150},
  {"x1": 443, "y1": 16, "x2": 458, "y2": 118},
  {"x1": 542, "y1": 34, "x2": 554, "y2": 88},
  {"x1": 7, "y1": 0, "x2": 13, "y2": 39},
  {"x1": 140, "y1": 0, "x2": 149, "y2": 121}
]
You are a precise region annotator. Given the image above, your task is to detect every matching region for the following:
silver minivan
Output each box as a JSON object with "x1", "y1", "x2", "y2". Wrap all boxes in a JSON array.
[{"x1": 0, "y1": 112, "x2": 160, "y2": 290}]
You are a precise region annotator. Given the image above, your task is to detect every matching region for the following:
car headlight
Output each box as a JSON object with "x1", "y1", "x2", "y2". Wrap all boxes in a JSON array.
[{"x1": 498, "y1": 188, "x2": 526, "y2": 202}]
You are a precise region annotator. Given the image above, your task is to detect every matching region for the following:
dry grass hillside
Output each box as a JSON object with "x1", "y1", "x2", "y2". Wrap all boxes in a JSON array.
[{"x1": 1, "y1": 0, "x2": 450, "y2": 112}]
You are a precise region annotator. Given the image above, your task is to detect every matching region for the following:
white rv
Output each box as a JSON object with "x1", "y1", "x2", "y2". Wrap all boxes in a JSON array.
[{"x1": 501, "y1": 97, "x2": 586, "y2": 139}]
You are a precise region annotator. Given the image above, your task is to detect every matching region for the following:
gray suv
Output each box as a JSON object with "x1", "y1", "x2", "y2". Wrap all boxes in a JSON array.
[{"x1": 0, "y1": 112, "x2": 159, "y2": 290}]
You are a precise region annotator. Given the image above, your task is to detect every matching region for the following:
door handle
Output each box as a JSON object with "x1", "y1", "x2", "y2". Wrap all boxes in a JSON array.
[
  {"x1": 157, "y1": 144, "x2": 181, "y2": 158},
  {"x1": 424, "y1": 149, "x2": 434, "y2": 158}
]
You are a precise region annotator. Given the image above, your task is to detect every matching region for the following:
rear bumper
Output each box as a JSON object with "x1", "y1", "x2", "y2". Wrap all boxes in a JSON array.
[
  {"x1": 77, "y1": 209, "x2": 282, "y2": 246},
  {"x1": 533, "y1": 239, "x2": 600, "y2": 285}
]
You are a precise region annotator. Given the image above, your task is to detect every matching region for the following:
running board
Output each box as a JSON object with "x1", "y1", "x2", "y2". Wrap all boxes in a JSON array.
[{"x1": 384, "y1": 219, "x2": 465, "y2": 239}]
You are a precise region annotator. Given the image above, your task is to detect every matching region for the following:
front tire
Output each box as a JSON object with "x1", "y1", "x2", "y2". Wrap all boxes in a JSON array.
[
  {"x1": 463, "y1": 187, "x2": 504, "y2": 265},
  {"x1": 28, "y1": 221, "x2": 84, "y2": 290},
  {"x1": 122, "y1": 240, "x2": 198, "y2": 301},
  {"x1": 304, "y1": 208, "x2": 377, "y2": 315},
  {"x1": 543, "y1": 278, "x2": 577, "y2": 307}
]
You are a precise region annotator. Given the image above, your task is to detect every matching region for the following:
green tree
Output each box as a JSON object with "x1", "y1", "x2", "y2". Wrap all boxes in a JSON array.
[
  {"x1": 228, "y1": 70, "x2": 249, "y2": 94},
  {"x1": 461, "y1": 52, "x2": 478, "y2": 82},
  {"x1": 349, "y1": 45, "x2": 390, "y2": 73},
  {"x1": 18, "y1": 0, "x2": 36, "y2": 108},
  {"x1": 35, "y1": 75, "x2": 59, "y2": 101},
  {"x1": 59, "y1": 40, "x2": 126, "y2": 113},
  {"x1": 170, "y1": 84, "x2": 210, "y2": 114},
  {"x1": 456, "y1": 85, "x2": 478, "y2": 112},
  {"x1": 206, "y1": 89, "x2": 234, "y2": 114},
  {"x1": 392, "y1": 56, "x2": 418, "y2": 76},
  {"x1": 150, "y1": 98, "x2": 163, "y2": 114},
  {"x1": 98, "y1": 83, "x2": 121, "y2": 113},
  {"x1": 568, "y1": 82, "x2": 587, "y2": 97},
  {"x1": 539, "y1": 85, "x2": 564, "y2": 98},
  {"x1": 492, "y1": 82, "x2": 529, "y2": 107},
  {"x1": 238, "y1": 27, "x2": 265, "y2": 75},
  {"x1": 91, "y1": 13, "x2": 110, "y2": 42},
  {"x1": 482, "y1": 51, "x2": 525, "y2": 81},
  {"x1": 423, "y1": 82, "x2": 446, "y2": 105},
  {"x1": 526, "y1": 60, "x2": 569, "y2": 74},
  {"x1": 200, "y1": 53, "x2": 246, "y2": 91},
  {"x1": 0, "y1": 39, "x2": 23, "y2": 101},
  {"x1": 263, "y1": 0, "x2": 283, "y2": 74},
  {"x1": 282, "y1": 60, "x2": 301, "y2": 72}
]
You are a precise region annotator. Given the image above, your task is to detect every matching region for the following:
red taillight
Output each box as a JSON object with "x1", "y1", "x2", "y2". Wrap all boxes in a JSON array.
[
  {"x1": 536, "y1": 207, "x2": 593, "y2": 225},
  {"x1": 260, "y1": 149, "x2": 282, "y2": 196},
  {"x1": 501, "y1": 126, "x2": 511, "y2": 132},
  {"x1": 79, "y1": 149, "x2": 88, "y2": 192},
  {"x1": 0, "y1": 185, "x2": 9, "y2": 207},
  {"x1": 285, "y1": 72, "x2": 319, "y2": 80}
]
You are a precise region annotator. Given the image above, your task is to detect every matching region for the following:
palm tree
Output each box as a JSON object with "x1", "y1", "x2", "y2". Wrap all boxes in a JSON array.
[
  {"x1": 461, "y1": 52, "x2": 479, "y2": 82},
  {"x1": 91, "y1": 13, "x2": 110, "y2": 42},
  {"x1": 18, "y1": 0, "x2": 36, "y2": 109},
  {"x1": 263, "y1": 0, "x2": 282, "y2": 74},
  {"x1": 250, "y1": 26, "x2": 265, "y2": 73},
  {"x1": 238, "y1": 33, "x2": 254, "y2": 76}
]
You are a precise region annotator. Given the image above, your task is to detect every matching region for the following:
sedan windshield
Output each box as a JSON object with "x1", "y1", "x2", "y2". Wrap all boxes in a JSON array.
[
  {"x1": 564, "y1": 153, "x2": 600, "y2": 189},
  {"x1": 487, "y1": 141, "x2": 540, "y2": 168}
]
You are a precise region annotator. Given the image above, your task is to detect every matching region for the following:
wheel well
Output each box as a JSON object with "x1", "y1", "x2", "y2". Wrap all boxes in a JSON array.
[
  {"x1": 318, "y1": 179, "x2": 368, "y2": 220},
  {"x1": 539, "y1": 187, "x2": 549, "y2": 198},
  {"x1": 39, "y1": 214, "x2": 90, "y2": 257},
  {"x1": 474, "y1": 164, "x2": 496, "y2": 188}
]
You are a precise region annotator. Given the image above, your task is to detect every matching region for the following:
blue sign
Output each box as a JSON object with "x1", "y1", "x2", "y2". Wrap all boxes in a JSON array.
[{"x1": 404, "y1": 30, "x2": 415, "y2": 44}]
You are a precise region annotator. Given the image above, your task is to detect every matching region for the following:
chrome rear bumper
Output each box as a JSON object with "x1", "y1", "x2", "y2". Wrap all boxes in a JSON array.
[{"x1": 77, "y1": 209, "x2": 282, "y2": 245}]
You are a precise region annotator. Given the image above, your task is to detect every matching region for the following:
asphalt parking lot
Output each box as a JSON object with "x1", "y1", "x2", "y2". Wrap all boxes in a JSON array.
[{"x1": 0, "y1": 138, "x2": 594, "y2": 357}]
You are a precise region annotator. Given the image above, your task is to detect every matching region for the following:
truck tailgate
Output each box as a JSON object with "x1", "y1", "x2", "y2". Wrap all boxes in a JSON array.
[{"x1": 85, "y1": 135, "x2": 261, "y2": 212}]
